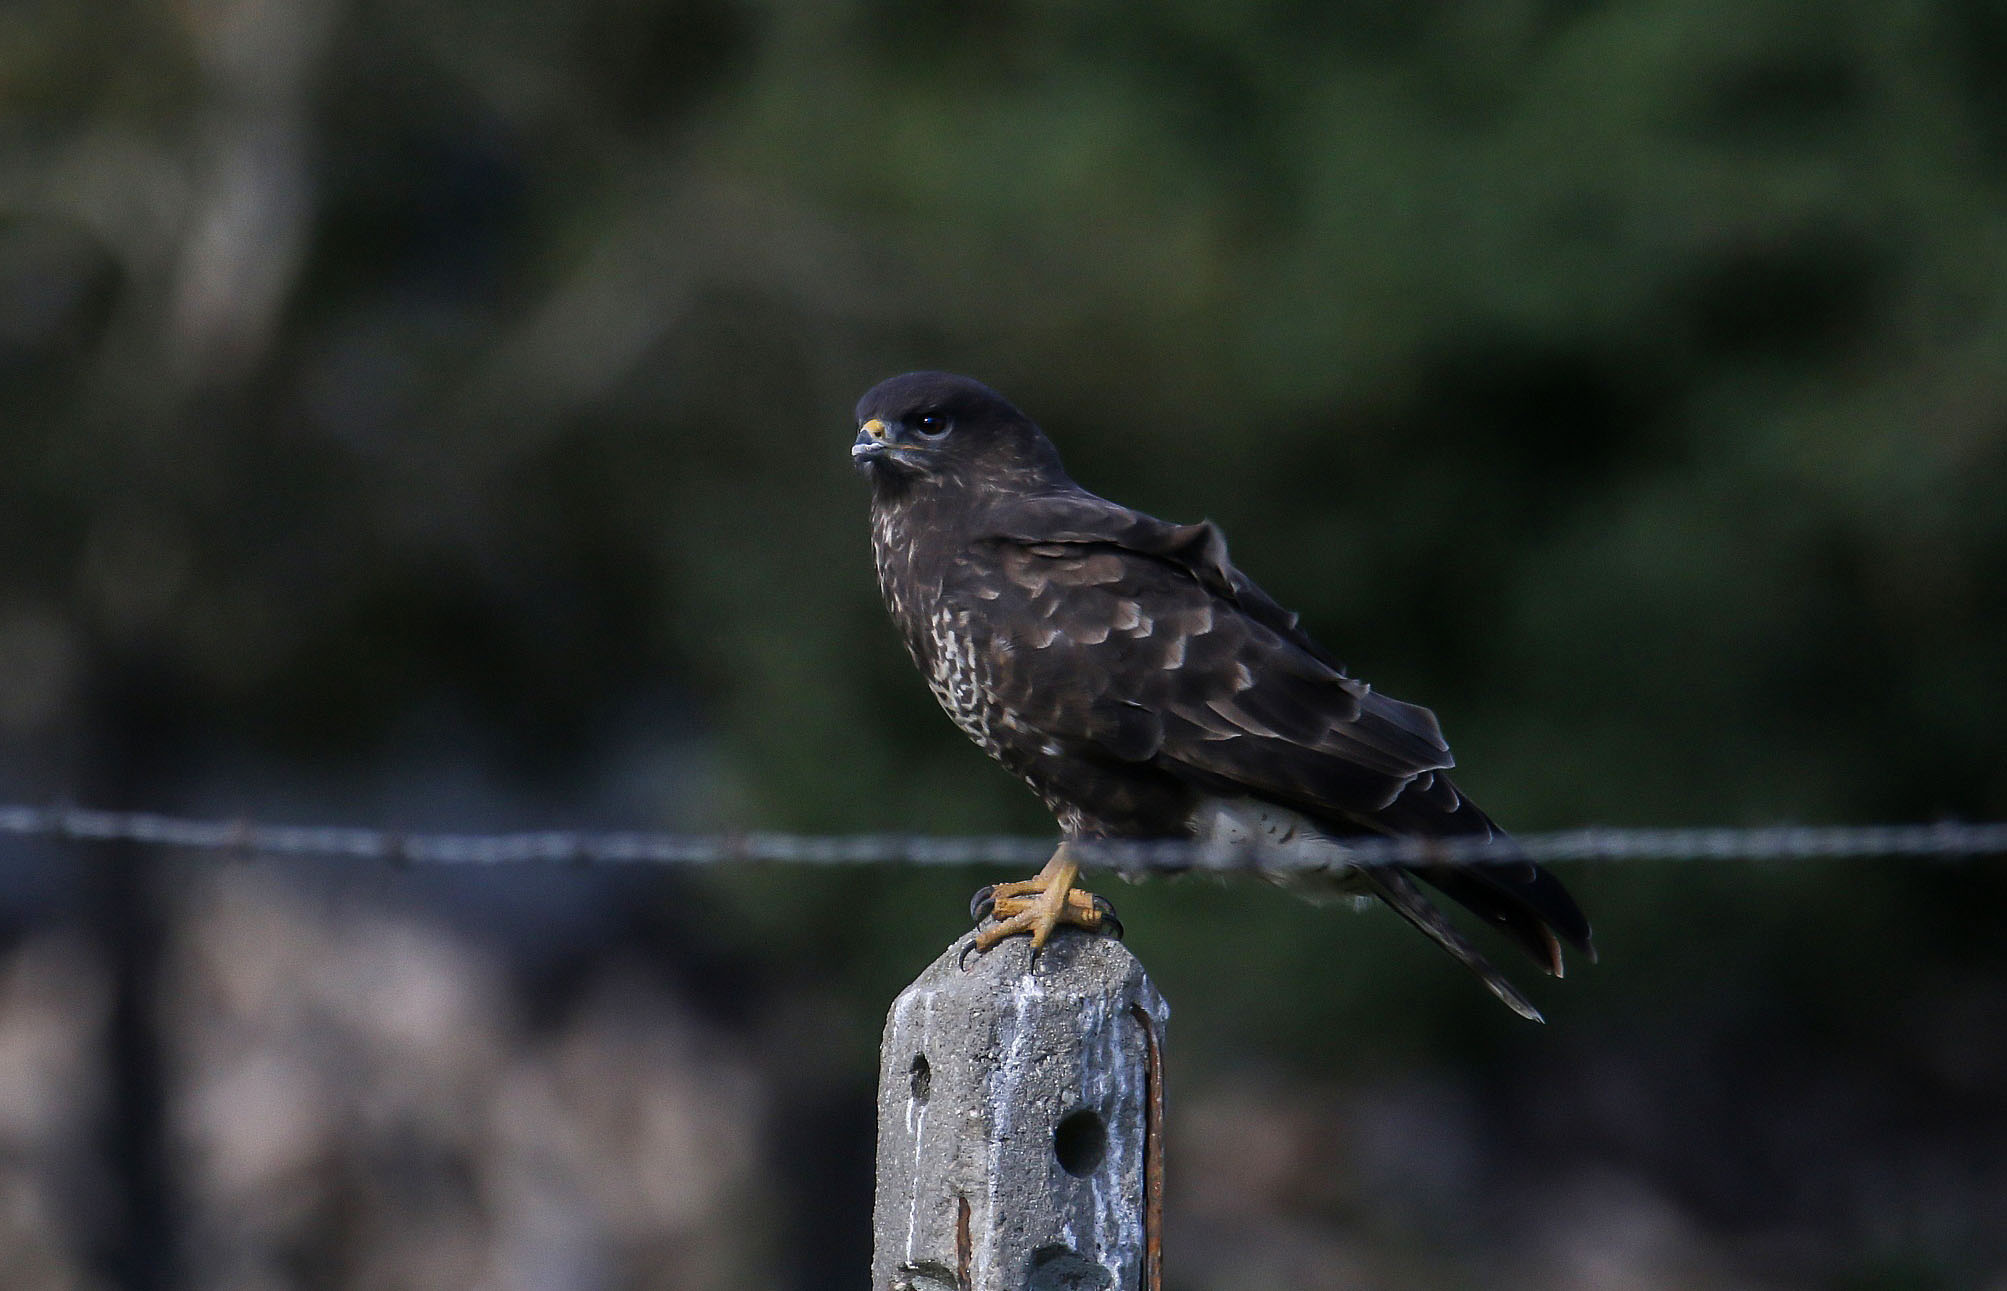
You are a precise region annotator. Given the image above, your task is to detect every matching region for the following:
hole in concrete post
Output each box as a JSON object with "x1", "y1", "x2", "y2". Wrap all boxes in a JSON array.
[
  {"x1": 1052, "y1": 1108, "x2": 1107, "y2": 1177},
  {"x1": 892, "y1": 1261, "x2": 959, "y2": 1291},
  {"x1": 909, "y1": 1053, "x2": 931, "y2": 1105},
  {"x1": 1028, "y1": 1246, "x2": 1113, "y2": 1290}
]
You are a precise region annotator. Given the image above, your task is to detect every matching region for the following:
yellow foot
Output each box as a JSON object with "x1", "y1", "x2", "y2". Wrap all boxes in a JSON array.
[{"x1": 969, "y1": 844, "x2": 1117, "y2": 954}]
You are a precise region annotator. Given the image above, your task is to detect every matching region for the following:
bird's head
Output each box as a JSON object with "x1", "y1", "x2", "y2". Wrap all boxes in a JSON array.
[{"x1": 852, "y1": 372, "x2": 1065, "y2": 491}]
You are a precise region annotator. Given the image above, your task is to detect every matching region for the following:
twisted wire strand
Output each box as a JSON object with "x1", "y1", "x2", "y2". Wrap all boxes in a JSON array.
[{"x1": 1, "y1": 805, "x2": 2003, "y2": 870}]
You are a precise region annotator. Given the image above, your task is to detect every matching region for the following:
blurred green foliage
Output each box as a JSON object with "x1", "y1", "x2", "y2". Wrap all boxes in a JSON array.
[
  {"x1": 5, "y1": 0, "x2": 2007, "y2": 1284},
  {"x1": 7, "y1": 0, "x2": 2003, "y2": 816}
]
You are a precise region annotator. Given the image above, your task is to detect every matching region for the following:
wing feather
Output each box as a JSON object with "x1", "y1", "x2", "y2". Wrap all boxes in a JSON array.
[{"x1": 975, "y1": 491, "x2": 1465, "y2": 830}]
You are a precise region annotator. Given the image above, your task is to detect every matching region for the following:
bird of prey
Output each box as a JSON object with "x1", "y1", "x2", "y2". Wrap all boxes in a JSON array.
[{"x1": 852, "y1": 371, "x2": 1592, "y2": 1020}]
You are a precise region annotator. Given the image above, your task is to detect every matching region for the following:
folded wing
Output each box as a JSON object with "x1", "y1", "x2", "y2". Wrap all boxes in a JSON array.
[{"x1": 969, "y1": 488, "x2": 1594, "y2": 991}]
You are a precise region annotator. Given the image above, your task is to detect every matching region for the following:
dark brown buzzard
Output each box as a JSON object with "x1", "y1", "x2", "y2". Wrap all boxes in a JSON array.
[{"x1": 852, "y1": 371, "x2": 1592, "y2": 1020}]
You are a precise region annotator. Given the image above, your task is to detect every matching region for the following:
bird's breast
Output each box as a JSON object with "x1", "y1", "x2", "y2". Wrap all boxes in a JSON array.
[
  {"x1": 870, "y1": 505, "x2": 1013, "y2": 758},
  {"x1": 920, "y1": 604, "x2": 1013, "y2": 760}
]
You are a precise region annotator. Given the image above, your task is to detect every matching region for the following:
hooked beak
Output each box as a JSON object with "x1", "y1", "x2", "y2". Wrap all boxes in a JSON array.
[
  {"x1": 854, "y1": 417, "x2": 929, "y2": 475},
  {"x1": 851, "y1": 418, "x2": 891, "y2": 468}
]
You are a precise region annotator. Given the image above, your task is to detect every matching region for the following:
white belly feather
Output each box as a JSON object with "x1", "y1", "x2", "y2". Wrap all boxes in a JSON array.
[{"x1": 1186, "y1": 796, "x2": 1375, "y2": 903}]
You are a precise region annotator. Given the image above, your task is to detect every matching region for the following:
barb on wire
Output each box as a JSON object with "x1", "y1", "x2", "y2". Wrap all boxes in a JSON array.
[{"x1": 0, "y1": 804, "x2": 2004, "y2": 870}]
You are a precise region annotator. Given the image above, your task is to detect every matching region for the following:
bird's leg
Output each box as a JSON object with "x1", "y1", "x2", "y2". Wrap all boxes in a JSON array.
[{"x1": 970, "y1": 841, "x2": 1116, "y2": 953}]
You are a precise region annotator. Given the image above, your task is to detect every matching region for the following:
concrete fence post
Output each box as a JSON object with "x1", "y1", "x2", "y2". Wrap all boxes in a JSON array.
[{"x1": 871, "y1": 929, "x2": 1168, "y2": 1291}]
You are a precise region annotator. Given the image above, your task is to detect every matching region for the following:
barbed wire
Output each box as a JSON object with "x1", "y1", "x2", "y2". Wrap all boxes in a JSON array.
[{"x1": 1, "y1": 804, "x2": 2003, "y2": 871}]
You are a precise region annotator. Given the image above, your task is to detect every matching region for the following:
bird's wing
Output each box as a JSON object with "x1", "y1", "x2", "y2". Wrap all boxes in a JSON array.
[
  {"x1": 974, "y1": 490, "x2": 1345, "y2": 667},
  {"x1": 971, "y1": 490, "x2": 1472, "y2": 836},
  {"x1": 968, "y1": 490, "x2": 1593, "y2": 971}
]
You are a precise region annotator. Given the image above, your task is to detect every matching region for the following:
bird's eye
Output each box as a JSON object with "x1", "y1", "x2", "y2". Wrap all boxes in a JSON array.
[{"x1": 913, "y1": 413, "x2": 951, "y2": 439}]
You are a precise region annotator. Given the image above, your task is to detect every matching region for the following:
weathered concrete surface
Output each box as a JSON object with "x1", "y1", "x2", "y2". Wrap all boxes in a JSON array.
[{"x1": 871, "y1": 929, "x2": 1167, "y2": 1291}]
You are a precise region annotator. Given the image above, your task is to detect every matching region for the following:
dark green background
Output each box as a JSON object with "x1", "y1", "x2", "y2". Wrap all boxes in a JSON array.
[{"x1": 4, "y1": 1, "x2": 2006, "y2": 1287}]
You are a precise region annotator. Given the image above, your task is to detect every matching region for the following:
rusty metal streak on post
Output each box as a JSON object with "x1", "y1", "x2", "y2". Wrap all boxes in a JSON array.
[
  {"x1": 956, "y1": 1195, "x2": 973, "y2": 1290},
  {"x1": 1130, "y1": 1003, "x2": 1164, "y2": 1291},
  {"x1": 873, "y1": 929, "x2": 1168, "y2": 1290}
]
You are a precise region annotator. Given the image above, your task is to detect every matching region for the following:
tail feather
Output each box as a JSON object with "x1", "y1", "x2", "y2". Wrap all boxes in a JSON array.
[
  {"x1": 1477, "y1": 855, "x2": 1596, "y2": 957},
  {"x1": 1414, "y1": 856, "x2": 1596, "y2": 976},
  {"x1": 1358, "y1": 866, "x2": 1546, "y2": 1023},
  {"x1": 1415, "y1": 865, "x2": 1565, "y2": 976},
  {"x1": 1369, "y1": 791, "x2": 1596, "y2": 974}
]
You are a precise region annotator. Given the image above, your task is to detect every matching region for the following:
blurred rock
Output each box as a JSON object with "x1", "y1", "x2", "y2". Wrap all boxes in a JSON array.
[
  {"x1": 1517, "y1": 1169, "x2": 1779, "y2": 1291},
  {"x1": 0, "y1": 935, "x2": 112, "y2": 1291},
  {"x1": 166, "y1": 871, "x2": 775, "y2": 1290}
]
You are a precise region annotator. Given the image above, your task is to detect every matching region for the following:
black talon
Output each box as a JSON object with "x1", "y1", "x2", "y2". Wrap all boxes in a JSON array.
[
  {"x1": 968, "y1": 884, "x2": 998, "y2": 923},
  {"x1": 1092, "y1": 895, "x2": 1124, "y2": 940}
]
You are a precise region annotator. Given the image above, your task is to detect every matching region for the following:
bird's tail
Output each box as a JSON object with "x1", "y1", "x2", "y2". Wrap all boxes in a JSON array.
[
  {"x1": 1354, "y1": 843, "x2": 1595, "y2": 1023},
  {"x1": 1357, "y1": 866, "x2": 1550, "y2": 1022},
  {"x1": 1410, "y1": 851, "x2": 1595, "y2": 976}
]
